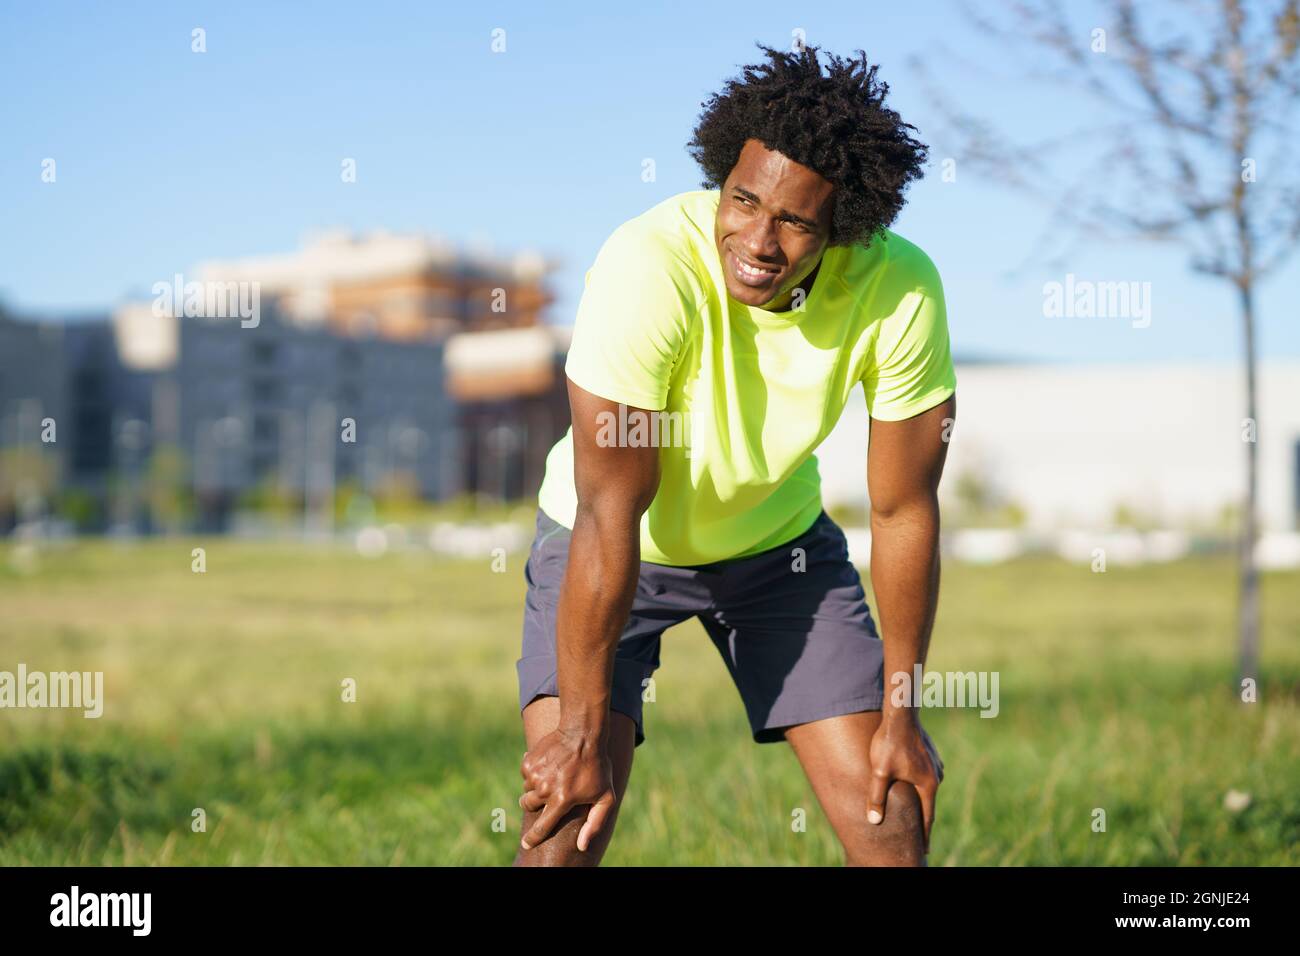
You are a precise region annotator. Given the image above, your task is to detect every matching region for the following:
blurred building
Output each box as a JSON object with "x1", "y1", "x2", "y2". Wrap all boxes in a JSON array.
[
  {"x1": 0, "y1": 310, "x2": 67, "y2": 451},
  {"x1": 110, "y1": 301, "x2": 456, "y2": 530},
  {"x1": 197, "y1": 230, "x2": 552, "y2": 339},
  {"x1": 815, "y1": 358, "x2": 1300, "y2": 533},
  {"x1": 1, "y1": 302, "x2": 459, "y2": 532},
  {"x1": 0, "y1": 311, "x2": 69, "y2": 525},
  {"x1": 195, "y1": 230, "x2": 569, "y2": 499},
  {"x1": 444, "y1": 324, "x2": 573, "y2": 501},
  {"x1": 1, "y1": 229, "x2": 574, "y2": 533}
]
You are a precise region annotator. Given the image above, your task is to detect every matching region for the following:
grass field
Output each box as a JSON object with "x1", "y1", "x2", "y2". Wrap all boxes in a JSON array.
[{"x1": 1, "y1": 536, "x2": 1298, "y2": 866}]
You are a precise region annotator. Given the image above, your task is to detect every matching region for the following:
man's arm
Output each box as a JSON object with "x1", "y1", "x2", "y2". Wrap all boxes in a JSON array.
[
  {"x1": 519, "y1": 377, "x2": 660, "y2": 851},
  {"x1": 863, "y1": 393, "x2": 955, "y2": 851}
]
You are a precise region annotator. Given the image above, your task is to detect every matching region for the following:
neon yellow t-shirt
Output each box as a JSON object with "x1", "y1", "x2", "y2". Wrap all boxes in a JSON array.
[{"x1": 536, "y1": 188, "x2": 956, "y2": 566}]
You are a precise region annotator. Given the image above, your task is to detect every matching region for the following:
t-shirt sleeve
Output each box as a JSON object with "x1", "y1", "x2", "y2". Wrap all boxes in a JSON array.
[
  {"x1": 562, "y1": 225, "x2": 697, "y2": 412},
  {"x1": 861, "y1": 248, "x2": 957, "y2": 422}
]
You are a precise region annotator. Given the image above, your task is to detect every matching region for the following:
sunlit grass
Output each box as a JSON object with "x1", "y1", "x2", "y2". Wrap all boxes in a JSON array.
[{"x1": 1, "y1": 537, "x2": 1297, "y2": 865}]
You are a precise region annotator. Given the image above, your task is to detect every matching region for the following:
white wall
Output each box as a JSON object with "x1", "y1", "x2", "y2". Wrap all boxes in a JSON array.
[{"x1": 816, "y1": 360, "x2": 1300, "y2": 532}]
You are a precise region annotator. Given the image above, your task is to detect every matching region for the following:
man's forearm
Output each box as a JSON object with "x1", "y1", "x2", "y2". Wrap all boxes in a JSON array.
[
  {"x1": 553, "y1": 504, "x2": 642, "y2": 745},
  {"x1": 869, "y1": 499, "x2": 942, "y2": 722}
]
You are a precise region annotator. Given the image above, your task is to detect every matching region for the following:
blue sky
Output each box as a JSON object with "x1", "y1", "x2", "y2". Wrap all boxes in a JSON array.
[{"x1": 2, "y1": 0, "x2": 1297, "y2": 363}]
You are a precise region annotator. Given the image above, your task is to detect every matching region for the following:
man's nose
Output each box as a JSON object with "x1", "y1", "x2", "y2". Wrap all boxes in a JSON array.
[{"x1": 740, "y1": 221, "x2": 780, "y2": 259}]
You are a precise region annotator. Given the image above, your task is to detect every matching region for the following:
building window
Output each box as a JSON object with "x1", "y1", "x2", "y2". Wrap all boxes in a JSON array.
[
  {"x1": 253, "y1": 414, "x2": 278, "y2": 443},
  {"x1": 251, "y1": 379, "x2": 281, "y2": 404}
]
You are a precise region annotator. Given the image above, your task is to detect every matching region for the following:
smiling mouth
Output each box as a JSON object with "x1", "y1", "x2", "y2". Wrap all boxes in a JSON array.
[{"x1": 727, "y1": 248, "x2": 781, "y2": 287}]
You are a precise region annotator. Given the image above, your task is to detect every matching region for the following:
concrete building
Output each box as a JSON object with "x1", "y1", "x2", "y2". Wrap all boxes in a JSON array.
[
  {"x1": 0, "y1": 299, "x2": 463, "y2": 532},
  {"x1": 195, "y1": 230, "x2": 554, "y2": 340},
  {"x1": 0, "y1": 310, "x2": 66, "y2": 452},
  {"x1": 443, "y1": 324, "x2": 572, "y2": 501},
  {"x1": 110, "y1": 300, "x2": 456, "y2": 529},
  {"x1": 0, "y1": 310, "x2": 68, "y2": 529},
  {"x1": 192, "y1": 230, "x2": 569, "y2": 499}
]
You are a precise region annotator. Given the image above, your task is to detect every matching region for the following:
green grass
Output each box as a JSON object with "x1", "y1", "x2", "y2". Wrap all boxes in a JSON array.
[{"x1": 1, "y1": 537, "x2": 1298, "y2": 865}]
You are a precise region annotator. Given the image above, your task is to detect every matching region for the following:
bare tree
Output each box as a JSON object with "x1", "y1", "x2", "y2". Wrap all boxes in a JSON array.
[{"x1": 912, "y1": 0, "x2": 1300, "y2": 688}]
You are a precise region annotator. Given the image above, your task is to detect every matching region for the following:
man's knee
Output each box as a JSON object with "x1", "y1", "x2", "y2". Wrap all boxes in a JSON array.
[
  {"x1": 845, "y1": 779, "x2": 926, "y2": 866},
  {"x1": 512, "y1": 705, "x2": 637, "y2": 867},
  {"x1": 512, "y1": 793, "x2": 627, "y2": 867},
  {"x1": 881, "y1": 778, "x2": 924, "y2": 822}
]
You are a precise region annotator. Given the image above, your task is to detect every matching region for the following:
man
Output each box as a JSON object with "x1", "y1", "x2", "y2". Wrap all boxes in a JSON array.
[{"x1": 514, "y1": 43, "x2": 956, "y2": 866}]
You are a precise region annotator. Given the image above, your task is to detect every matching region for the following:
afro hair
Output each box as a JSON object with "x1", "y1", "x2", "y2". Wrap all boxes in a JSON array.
[{"x1": 686, "y1": 42, "x2": 929, "y2": 248}]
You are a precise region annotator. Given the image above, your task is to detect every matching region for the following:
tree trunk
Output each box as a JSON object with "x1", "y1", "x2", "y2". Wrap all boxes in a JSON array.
[{"x1": 1238, "y1": 281, "x2": 1260, "y2": 690}]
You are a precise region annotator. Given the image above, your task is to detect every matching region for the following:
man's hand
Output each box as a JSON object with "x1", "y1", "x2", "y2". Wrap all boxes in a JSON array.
[
  {"x1": 519, "y1": 727, "x2": 617, "y2": 852},
  {"x1": 866, "y1": 711, "x2": 941, "y2": 854}
]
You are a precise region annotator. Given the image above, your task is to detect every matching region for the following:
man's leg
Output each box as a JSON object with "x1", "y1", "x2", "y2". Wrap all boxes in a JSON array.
[
  {"x1": 511, "y1": 695, "x2": 638, "y2": 867},
  {"x1": 701, "y1": 510, "x2": 939, "y2": 866},
  {"x1": 784, "y1": 710, "x2": 927, "y2": 866}
]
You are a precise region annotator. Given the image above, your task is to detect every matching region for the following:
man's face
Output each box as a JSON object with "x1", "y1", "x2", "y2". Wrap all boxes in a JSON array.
[{"x1": 714, "y1": 138, "x2": 835, "y2": 311}]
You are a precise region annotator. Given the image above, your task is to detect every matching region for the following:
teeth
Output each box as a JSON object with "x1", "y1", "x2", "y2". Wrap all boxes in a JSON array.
[{"x1": 736, "y1": 256, "x2": 773, "y2": 276}]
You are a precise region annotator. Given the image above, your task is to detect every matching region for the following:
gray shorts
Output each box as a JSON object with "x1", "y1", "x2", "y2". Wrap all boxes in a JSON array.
[{"x1": 516, "y1": 507, "x2": 943, "y2": 779}]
